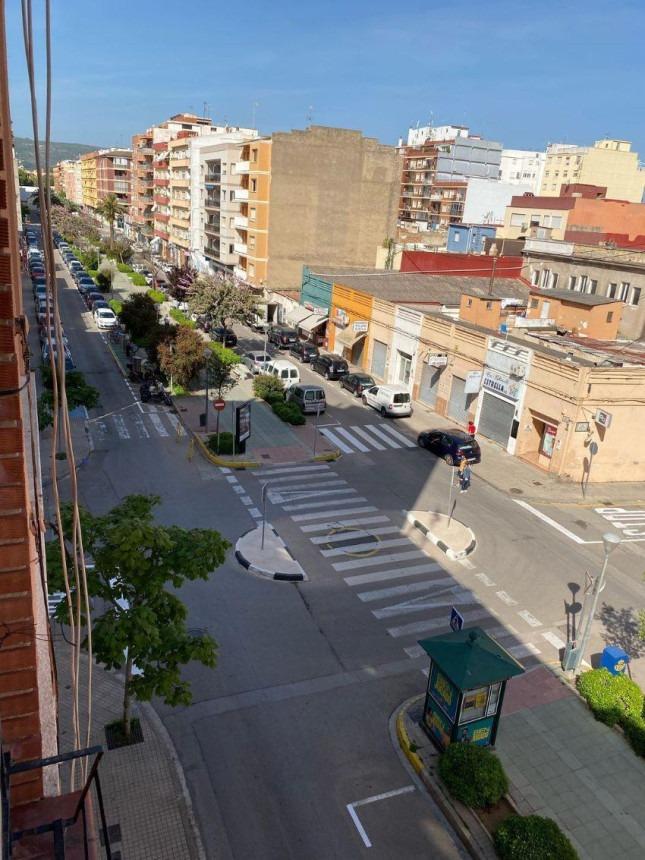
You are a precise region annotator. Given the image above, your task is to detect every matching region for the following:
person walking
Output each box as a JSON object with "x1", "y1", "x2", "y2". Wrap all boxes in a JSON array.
[
  {"x1": 467, "y1": 419, "x2": 476, "y2": 436},
  {"x1": 458, "y1": 456, "x2": 472, "y2": 493}
]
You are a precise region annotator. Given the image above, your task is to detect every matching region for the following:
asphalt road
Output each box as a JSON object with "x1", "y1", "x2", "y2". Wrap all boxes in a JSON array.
[{"x1": 32, "y1": 245, "x2": 645, "y2": 857}]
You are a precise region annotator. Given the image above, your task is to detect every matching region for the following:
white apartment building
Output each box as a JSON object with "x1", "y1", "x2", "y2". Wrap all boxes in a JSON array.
[{"x1": 499, "y1": 149, "x2": 546, "y2": 192}]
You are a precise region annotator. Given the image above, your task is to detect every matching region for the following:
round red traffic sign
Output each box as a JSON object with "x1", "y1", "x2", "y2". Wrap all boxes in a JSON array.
[{"x1": 213, "y1": 399, "x2": 226, "y2": 411}]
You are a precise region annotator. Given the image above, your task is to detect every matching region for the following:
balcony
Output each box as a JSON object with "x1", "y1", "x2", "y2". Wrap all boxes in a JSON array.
[
  {"x1": 156, "y1": 212, "x2": 170, "y2": 223},
  {"x1": 205, "y1": 173, "x2": 221, "y2": 183},
  {"x1": 234, "y1": 265, "x2": 248, "y2": 281},
  {"x1": 154, "y1": 228, "x2": 169, "y2": 240},
  {"x1": 205, "y1": 221, "x2": 220, "y2": 233},
  {"x1": 234, "y1": 214, "x2": 248, "y2": 229},
  {"x1": 205, "y1": 197, "x2": 220, "y2": 209},
  {"x1": 235, "y1": 160, "x2": 250, "y2": 174},
  {"x1": 155, "y1": 178, "x2": 169, "y2": 187},
  {"x1": 171, "y1": 178, "x2": 190, "y2": 188},
  {"x1": 171, "y1": 197, "x2": 190, "y2": 208},
  {"x1": 234, "y1": 242, "x2": 248, "y2": 255},
  {"x1": 235, "y1": 188, "x2": 249, "y2": 201}
]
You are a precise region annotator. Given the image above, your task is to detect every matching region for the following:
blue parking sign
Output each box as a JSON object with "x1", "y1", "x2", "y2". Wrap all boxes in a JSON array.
[{"x1": 450, "y1": 607, "x2": 464, "y2": 632}]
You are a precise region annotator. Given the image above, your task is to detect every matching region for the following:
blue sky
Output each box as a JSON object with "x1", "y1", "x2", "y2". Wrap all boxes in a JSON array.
[{"x1": 6, "y1": 0, "x2": 645, "y2": 155}]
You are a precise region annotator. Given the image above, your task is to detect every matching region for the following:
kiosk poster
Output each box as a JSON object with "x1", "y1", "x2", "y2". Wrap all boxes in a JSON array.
[{"x1": 429, "y1": 663, "x2": 459, "y2": 721}]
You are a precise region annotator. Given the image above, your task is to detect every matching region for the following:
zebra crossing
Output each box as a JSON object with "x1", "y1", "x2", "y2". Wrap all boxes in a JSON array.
[
  {"x1": 318, "y1": 422, "x2": 417, "y2": 455},
  {"x1": 255, "y1": 462, "x2": 567, "y2": 671},
  {"x1": 88, "y1": 407, "x2": 184, "y2": 445}
]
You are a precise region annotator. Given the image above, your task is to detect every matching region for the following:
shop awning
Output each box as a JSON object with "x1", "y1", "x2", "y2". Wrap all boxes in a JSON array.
[
  {"x1": 299, "y1": 313, "x2": 328, "y2": 334},
  {"x1": 286, "y1": 306, "x2": 312, "y2": 327},
  {"x1": 335, "y1": 327, "x2": 367, "y2": 349}
]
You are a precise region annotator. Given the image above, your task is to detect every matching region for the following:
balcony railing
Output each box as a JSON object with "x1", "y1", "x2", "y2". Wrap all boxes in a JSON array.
[
  {"x1": 205, "y1": 198, "x2": 220, "y2": 209},
  {"x1": 205, "y1": 221, "x2": 220, "y2": 233},
  {"x1": 234, "y1": 214, "x2": 248, "y2": 229},
  {"x1": 235, "y1": 188, "x2": 249, "y2": 201},
  {"x1": 234, "y1": 242, "x2": 248, "y2": 255},
  {"x1": 235, "y1": 161, "x2": 250, "y2": 174},
  {"x1": 205, "y1": 173, "x2": 221, "y2": 183},
  {"x1": 234, "y1": 265, "x2": 248, "y2": 280}
]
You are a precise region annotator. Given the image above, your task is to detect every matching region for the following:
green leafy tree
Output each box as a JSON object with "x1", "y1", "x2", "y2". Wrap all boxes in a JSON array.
[
  {"x1": 38, "y1": 368, "x2": 100, "y2": 429},
  {"x1": 158, "y1": 326, "x2": 207, "y2": 388},
  {"x1": 118, "y1": 293, "x2": 158, "y2": 344},
  {"x1": 96, "y1": 193, "x2": 124, "y2": 244},
  {"x1": 206, "y1": 342, "x2": 239, "y2": 400},
  {"x1": 188, "y1": 274, "x2": 259, "y2": 330},
  {"x1": 47, "y1": 495, "x2": 229, "y2": 738}
]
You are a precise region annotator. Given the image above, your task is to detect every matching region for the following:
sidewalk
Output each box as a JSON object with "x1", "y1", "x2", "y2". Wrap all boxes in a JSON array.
[
  {"x1": 55, "y1": 640, "x2": 203, "y2": 860},
  {"x1": 397, "y1": 666, "x2": 645, "y2": 860}
]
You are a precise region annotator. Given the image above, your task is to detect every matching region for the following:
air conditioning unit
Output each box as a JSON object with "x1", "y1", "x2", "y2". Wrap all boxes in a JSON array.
[{"x1": 509, "y1": 363, "x2": 525, "y2": 377}]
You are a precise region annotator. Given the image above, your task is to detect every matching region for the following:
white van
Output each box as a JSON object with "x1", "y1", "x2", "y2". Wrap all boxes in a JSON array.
[
  {"x1": 362, "y1": 383, "x2": 412, "y2": 417},
  {"x1": 266, "y1": 359, "x2": 300, "y2": 388}
]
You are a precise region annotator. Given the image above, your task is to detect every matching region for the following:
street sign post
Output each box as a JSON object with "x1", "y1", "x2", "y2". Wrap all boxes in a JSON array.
[
  {"x1": 213, "y1": 399, "x2": 226, "y2": 411},
  {"x1": 450, "y1": 607, "x2": 464, "y2": 633}
]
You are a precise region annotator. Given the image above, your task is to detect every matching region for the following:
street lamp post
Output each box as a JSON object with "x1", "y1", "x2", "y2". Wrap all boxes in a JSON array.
[{"x1": 569, "y1": 532, "x2": 621, "y2": 674}]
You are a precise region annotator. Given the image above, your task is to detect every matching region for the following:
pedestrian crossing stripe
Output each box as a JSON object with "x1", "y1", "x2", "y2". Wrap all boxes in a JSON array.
[
  {"x1": 87, "y1": 410, "x2": 179, "y2": 442},
  {"x1": 319, "y1": 423, "x2": 417, "y2": 454}
]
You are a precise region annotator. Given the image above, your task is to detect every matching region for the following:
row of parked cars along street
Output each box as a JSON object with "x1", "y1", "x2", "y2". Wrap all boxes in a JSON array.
[{"x1": 53, "y1": 236, "x2": 119, "y2": 331}]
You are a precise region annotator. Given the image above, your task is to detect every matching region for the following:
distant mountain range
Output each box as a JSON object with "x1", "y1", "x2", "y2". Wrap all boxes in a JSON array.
[{"x1": 14, "y1": 136, "x2": 102, "y2": 170}]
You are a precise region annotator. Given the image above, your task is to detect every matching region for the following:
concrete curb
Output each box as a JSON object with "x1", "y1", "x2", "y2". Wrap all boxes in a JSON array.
[
  {"x1": 191, "y1": 429, "x2": 260, "y2": 470},
  {"x1": 105, "y1": 337, "x2": 129, "y2": 379},
  {"x1": 406, "y1": 512, "x2": 477, "y2": 561},
  {"x1": 234, "y1": 529, "x2": 306, "y2": 582},
  {"x1": 313, "y1": 449, "x2": 341, "y2": 462}
]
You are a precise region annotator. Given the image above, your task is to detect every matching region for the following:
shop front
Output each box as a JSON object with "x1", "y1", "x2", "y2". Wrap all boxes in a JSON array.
[
  {"x1": 475, "y1": 340, "x2": 531, "y2": 454},
  {"x1": 390, "y1": 306, "x2": 422, "y2": 391}
]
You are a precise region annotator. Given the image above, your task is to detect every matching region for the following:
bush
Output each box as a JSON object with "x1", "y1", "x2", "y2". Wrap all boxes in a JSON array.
[
  {"x1": 206, "y1": 432, "x2": 234, "y2": 455},
  {"x1": 264, "y1": 391, "x2": 284, "y2": 406},
  {"x1": 169, "y1": 308, "x2": 196, "y2": 328},
  {"x1": 130, "y1": 273, "x2": 147, "y2": 287},
  {"x1": 109, "y1": 299, "x2": 122, "y2": 315},
  {"x1": 272, "y1": 400, "x2": 305, "y2": 425},
  {"x1": 117, "y1": 262, "x2": 134, "y2": 273},
  {"x1": 147, "y1": 288, "x2": 165, "y2": 304},
  {"x1": 576, "y1": 669, "x2": 643, "y2": 727},
  {"x1": 438, "y1": 742, "x2": 508, "y2": 809},
  {"x1": 95, "y1": 271, "x2": 111, "y2": 292},
  {"x1": 622, "y1": 716, "x2": 645, "y2": 757},
  {"x1": 494, "y1": 815, "x2": 578, "y2": 860},
  {"x1": 87, "y1": 269, "x2": 98, "y2": 280},
  {"x1": 253, "y1": 373, "x2": 284, "y2": 401}
]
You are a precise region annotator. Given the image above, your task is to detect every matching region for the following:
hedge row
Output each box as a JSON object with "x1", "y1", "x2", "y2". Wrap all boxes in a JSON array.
[
  {"x1": 494, "y1": 815, "x2": 578, "y2": 860},
  {"x1": 146, "y1": 288, "x2": 165, "y2": 304},
  {"x1": 576, "y1": 668, "x2": 645, "y2": 757},
  {"x1": 206, "y1": 432, "x2": 234, "y2": 455},
  {"x1": 252, "y1": 374, "x2": 304, "y2": 425},
  {"x1": 169, "y1": 308, "x2": 196, "y2": 328},
  {"x1": 129, "y1": 272, "x2": 147, "y2": 287}
]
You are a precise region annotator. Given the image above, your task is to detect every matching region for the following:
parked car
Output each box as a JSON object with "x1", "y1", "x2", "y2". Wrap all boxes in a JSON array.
[
  {"x1": 242, "y1": 351, "x2": 271, "y2": 375},
  {"x1": 286, "y1": 384, "x2": 326, "y2": 414},
  {"x1": 72, "y1": 269, "x2": 88, "y2": 284},
  {"x1": 248, "y1": 317, "x2": 269, "y2": 333},
  {"x1": 42, "y1": 343, "x2": 74, "y2": 371},
  {"x1": 361, "y1": 383, "x2": 412, "y2": 418},
  {"x1": 94, "y1": 307, "x2": 118, "y2": 329},
  {"x1": 267, "y1": 326, "x2": 298, "y2": 349},
  {"x1": 77, "y1": 281, "x2": 95, "y2": 295},
  {"x1": 33, "y1": 285, "x2": 48, "y2": 302},
  {"x1": 417, "y1": 428, "x2": 481, "y2": 466},
  {"x1": 40, "y1": 326, "x2": 67, "y2": 346},
  {"x1": 92, "y1": 300, "x2": 110, "y2": 312},
  {"x1": 266, "y1": 359, "x2": 300, "y2": 388},
  {"x1": 340, "y1": 372, "x2": 376, "y2": 397},
  {"x1": 311, "y1": 353, "x2": 348, "y2": 380},
  {"x1": 211, "y1": 327, "x2": 238, "y2": 347},
  {"x1": 86, "y1": 291, "x2": 105, "y2": 309},
  {"x1": 289, "y1": 340, "x2": 319, "y2": 363}
]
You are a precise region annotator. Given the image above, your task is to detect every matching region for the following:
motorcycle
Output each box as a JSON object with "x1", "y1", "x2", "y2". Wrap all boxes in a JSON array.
[{"x1": 140, "y1": 381, "x2": 172, "y2": 407}]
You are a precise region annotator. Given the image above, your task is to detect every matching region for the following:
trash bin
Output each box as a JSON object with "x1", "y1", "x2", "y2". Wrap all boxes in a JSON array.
[
  {"x1": 600, "y1": 645, "x2": 629, "y2": 675},
  {"x1": 199, "y1": 412, "x2": 206, "y2": 428}
]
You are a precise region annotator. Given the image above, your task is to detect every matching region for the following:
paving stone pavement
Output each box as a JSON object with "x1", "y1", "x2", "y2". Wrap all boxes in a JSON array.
[
  {"x1": 55, "y1": 641, "x2": 203, "y2": 859},
  {"x1": 496, "y1": 667, "x2": 645, "y2": 860}
]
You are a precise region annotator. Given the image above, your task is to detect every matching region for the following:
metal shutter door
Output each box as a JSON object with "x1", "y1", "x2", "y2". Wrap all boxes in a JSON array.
[
  {"x1": 478, "y1": 392, "x2": 515, "y2": 447},
  {"x1": 419, "y1": 364, "x2": 440, "y2": 407},
  {"x1": 371, "y1": 340, "x2": 387, "y2": 379},
  {"x1": 448, "y1": 377, "x2": 467, "y2": 422}
]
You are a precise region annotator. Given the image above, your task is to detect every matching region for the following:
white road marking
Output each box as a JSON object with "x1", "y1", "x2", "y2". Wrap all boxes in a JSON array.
[
  {"x1": 377, "y1": 424, "x2": 416, "y2": 448},
  {"x1": 388, "y1": 607, "x2": 490, "y2": 638},
  {"x1": 219, "y1": 467, "x2": 232, "y2": 474},
  {"x1": 332, "y1": 549, "x2": 427, "y2": 572},
  {"x1": 319, "y1": 427, "x2": 354, "y2": 453},
  {"x1": 148, "y1": 412, "x2": 169, "y2": 437},
  {"x1": 112, "y1": 415, "x2": 130, "y2": 439},
  {"x1": 358, "y1": 575, "x2": 453, "y2": 603},
  {"x1": 261, "y1": 472, "x2": 338, "y2": 484},
  {"x1": 496, "y1": 590, "x2": 518, "y2": 606},
  {"x1": 459, "y1": 558, "x2": 476, "y2": 570},
  {"x1": 284, "y1": 497, "x2": 369, "y2": 512},
  {"x1": 310, "y1": 526, "x2": 399, "y2": 545},
  {"x1": 256, "y1": 464, "x2": 331, "y2": 477},
  {"x1": 274, "y1": 480, "x2": 348, "y2": 491},
  {"x1": 483, "y1": 625, "x2": 519, "y2": 640},
  {"x1": 291, "y1": 506, "x2": 377, "y2": 522},
  {"x1": 514, "y1": 500, "x2": 586, "y2": 544},
  {"x1": 166, "y1": 413, "x2": 185, "y2": 436},
  {"x1": 226, "y1": 475, "x2": 239, "y2": 484},
  {"x1": 132, "y1": 414, "x2": 150, "y2": 438},
  {"x1": 241, "y1": 496, "x2": 253, "y2": 505},
  {"x1": 346, "y1": 786, "x2": 416, "y2": 849},
  {"x1": 249, "y1": 507, "x2": 262, "y2": 518},
  {"x1": 334, "y1": 426, "x2": 370, "y2": 452},
  {"x1": 518, "y1": 609, "x2": 542, "y2": 628},
  {"x1": 362, "y1": 425, "x2": 402, "y2": 448},
  {"x1": 373, "y1": 588, "x2": 475, "y2": 620},
  {"x1": 404, "y1": 645, "x2": 426, "y2": 659},
  {"x1": 233, "y1": 485, "x2": 245, "y2": 495},
  {"x1": 321, "y1": 537, "x2": 411, "y2": 558},
  {"x1": 475, "y1": 573, "x2": 496, "y2": 587},
  {"x1": 272, "y1": 488, "x2": 357, "y2": 504},
  {"x1": 349, "y1": 425, "x2": 386, "y2": 450},
  {"x1": 344, "y1": 563, "x2": 442, "y2": 587},
  {"x1": 542, "y1": 631, "x2": 566, "y2": 650},
  {"x1": 508, "y1": 643, "x2": 541, "y2": 659},
  {"x1": 299, "y1": 515, "x2": 390, "y2": 533}
]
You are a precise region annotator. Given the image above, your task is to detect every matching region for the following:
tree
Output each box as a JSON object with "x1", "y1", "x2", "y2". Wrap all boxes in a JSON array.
[
  {"x1": 118, "y1": 293, "x2": 159, "y2": 344},
  {"x1": 188, "y1": 274, "x2": 259, "y2": 331},
  {"x1": 158, "y1": 327, "x2": 207, "y2": 388},
  {"x1": 96, "y1": 260, "x2": 117, "y2": 293},
  {"x1": 102, "y1": 237, "x2": 133, "y2": 264},
  {"x1": 205, "y1": 343, "x2": 239, "y2": 448},
  {"x1": 47, "y1": 495, "x2": 229, "y2": 739},
  {"x1": 97, "y1": 193, "x2": 124, "y2": 244},
  {"x1": 38, "y1": 368, "x2": 100, "y2": 429},
  {"x1": 167, "y1": 264, "x2": 197, "y2": 301}
]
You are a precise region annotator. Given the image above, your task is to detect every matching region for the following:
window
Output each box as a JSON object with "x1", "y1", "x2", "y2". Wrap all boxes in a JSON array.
[
  {"x1": 588, "y1": 279, "x2": 597, "y2": 295},
  {"x1": 579, "y1": 275, "x2": 588, "y2": 292},
  {"x1": 398, "y1": 352, "x2": 412, "y2": 385},
  {"x1": 608, "y1": 282, "x2": 617, "y2": 298},
  {"x1": 607, "y1": 311, "x2": 614, "y2": 322},
  {"x1": 486, "y1": 301, "x2": 493, "y2": 310},
  {"x1": 631, "y1": 287, "x2": 641, "y2": 306},
  {"x1": 618, "y1": 282, "x2": 630, "y2": 301},
  {"x1": 250, "y1": 178, "x2": 257, "y2": 192},
  {"x1": 530, "y1": 215, "x2": 540, "y2": 227},
  {"x1": 531, "y1": 269, "x2": 540, "y2": 286},
  {"x1": 551, "y1": 216, "x2": 562, "y2": 229},
  {"x1": 230, "y1": 190, "x2": 235, "y2": 201},
  {"x1": 250, "y1": 207, "x2": 256, "y2": 221},
  {"x1": 510, "y1": 213, "x2": 525, "y2": 226},
  {"x1": 530, "y1": 298, "x2": 539, "y2": 309},
  {"x1": 568, "y1": 275, "x2": 577, "y2": 290},
  {"x1": 551, "y1": 273, "x2": 559, "y2": 289},
  {"x1": 466, "y1": 298, "x2": 472, "y2": 307},
  {"x1": 251, "y1": 148, "x2": 258, "y2": 163},
  {"x1": 540, "y1": 268, "x2": 551, "y2": 288}
]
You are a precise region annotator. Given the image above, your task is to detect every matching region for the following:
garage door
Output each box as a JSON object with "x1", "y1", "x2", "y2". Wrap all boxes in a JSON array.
[
  {"x1": 478, "y1": 392, "x2": 515, "y2": 447},
  {"x1": 371, "y1": 340, "x2": 387, "y2": 379},
  {"x1": 448, "y1": 377, "x2": 470, "y2": 423},
  {"x1": 419, "y1": 364, "x2": 441, "y2": 407}
]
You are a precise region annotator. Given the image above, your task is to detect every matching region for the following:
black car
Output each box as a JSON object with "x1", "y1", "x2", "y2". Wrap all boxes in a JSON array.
[
  {"x1": 212, "y1": 327, "x2": 238, "y2": 348},
  {"x1": 289, "y1": 340, "x2": 319, "y2": 363},
  {"x1": 311, "y1": 353, "x2": 349, "y2": 380},
  {"x1": 267, "y1": 326, "x2": 298, "y2": 348},
  {"x1": 340, "y1": 372, "x2": 376, "y2": 397},
  {"x1": 417, "y1": 428, "x2": 481, "y2": 466}
]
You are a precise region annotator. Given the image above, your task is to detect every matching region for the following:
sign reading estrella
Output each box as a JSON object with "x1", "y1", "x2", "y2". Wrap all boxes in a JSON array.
[{"x1": 482, "y1": 368, "x2": 521, "y2": 401}]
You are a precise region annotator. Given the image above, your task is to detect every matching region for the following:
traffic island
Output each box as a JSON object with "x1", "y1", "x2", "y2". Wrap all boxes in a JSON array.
[
  {"x1": 404, "y1": 510, "x2": 476, "y2": 560},
  {"x1": 235, "y1": 523, "x2": 307, "y2": 582}
]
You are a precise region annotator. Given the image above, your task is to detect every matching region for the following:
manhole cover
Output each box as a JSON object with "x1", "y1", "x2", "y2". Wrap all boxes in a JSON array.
[
  {"x1": 509, "y1": 487, "x2": 523, "y2": 495},
  {"x1": 574, "y1": 520, "x2": 588, "y2": 530},
  {"x1": 532, "y1": 481, "x2": 543, "y2": 486}
]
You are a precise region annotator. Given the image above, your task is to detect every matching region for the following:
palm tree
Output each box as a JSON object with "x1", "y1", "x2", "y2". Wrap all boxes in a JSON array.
[{"x1": 97, "y1": 193, "x2": 123, "y2": 244}]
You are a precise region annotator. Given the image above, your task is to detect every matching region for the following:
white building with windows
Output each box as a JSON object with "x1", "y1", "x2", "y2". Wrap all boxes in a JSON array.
[{"x1": 499, "y1": 149, "x2": 546, "y2": 193}]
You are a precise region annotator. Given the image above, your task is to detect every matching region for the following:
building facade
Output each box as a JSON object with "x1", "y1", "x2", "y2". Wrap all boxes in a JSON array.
[
  {"x1": 79, "y1": 147, "x2": 132, "y2": 212},
  {"x1": 462, "y1": 177, "x2": 533, "y2": 226},
  {"x1": 540, "y1": 139, "x2": 645, "y2": 202},
  {"x1": 129, "y1": 131, "x2": 154, "y2": 242},
  {"x1": 447, "y1": 224, "x2": 497, "y2": 254},
  {"x1": 499, "y1": 149, "x2": 546, "y2": 192},
  {"x1": 234, "y1": 126, "x2": 400, "y2": 290}
]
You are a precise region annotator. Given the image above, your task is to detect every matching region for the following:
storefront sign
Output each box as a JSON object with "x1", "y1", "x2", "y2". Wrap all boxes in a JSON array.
[
  {"x1": 540, "y1": 424, "x2": 557, "y2": 458},
  {"x1": 594, "y1": 409, "x2": 612, "y2": 429},
  {"x1": 429, "y1": 663, "x2": 459, "y2": 722},
  {"x1": 426, "y1": 354, "x2": 448, "y2": 367},
  {"x1": 575, "y1": 421, "x2": 590, "y2": 432},
  {"x1": 464, "y1": 371, "x2": 482, "y2": 394},
  {"x1": 482, "y1": 369, "x2": 520, "y2": 401},
  {"x1": 352, "y1": 320, "x2": 369, "y2": 333},
  {"x1": 304, "y1": 302, "x2": 327, "y2": 315},
  {"x1": 333, "y1": 308, "x2": 348, "y2": 327}
]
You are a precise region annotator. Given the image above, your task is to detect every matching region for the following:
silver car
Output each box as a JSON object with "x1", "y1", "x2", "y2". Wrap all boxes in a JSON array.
[{"x1": 242, "y1": 351, "x2": 271, "y2": 375}]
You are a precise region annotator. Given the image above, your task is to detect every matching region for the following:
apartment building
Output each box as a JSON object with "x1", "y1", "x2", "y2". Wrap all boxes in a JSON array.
[
  {"x1": 398, "y1": 125, "x2": 502, "y2": 232},
  {"x1": 540, "y1": 139, "x2": 645, "y2": 202},
  {"x1": 168, "y1": 136, "x2": 192, "y2": 264},
  {"x1": 499, "y1": 148, "x2": 546, "y2": 192},
  {"x1": 79, "y1": 147, "x2": 132, "y2": 211},
  {"x1": 129, "y1": 131, "x2": 154, "y2": 242},
  {"x1": 234, "y1": 125, "x2": 400, "y2": 290}
]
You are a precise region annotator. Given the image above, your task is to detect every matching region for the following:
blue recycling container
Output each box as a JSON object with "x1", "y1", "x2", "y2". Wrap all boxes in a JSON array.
[{"x1": 600, "y1": 645, "x2": 630, "y2": 675}]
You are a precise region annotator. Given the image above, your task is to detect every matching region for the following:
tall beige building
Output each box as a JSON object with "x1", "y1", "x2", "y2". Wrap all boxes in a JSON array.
[{"x1": 540, "y1": 139, "x2": 645, "y2": 202}]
